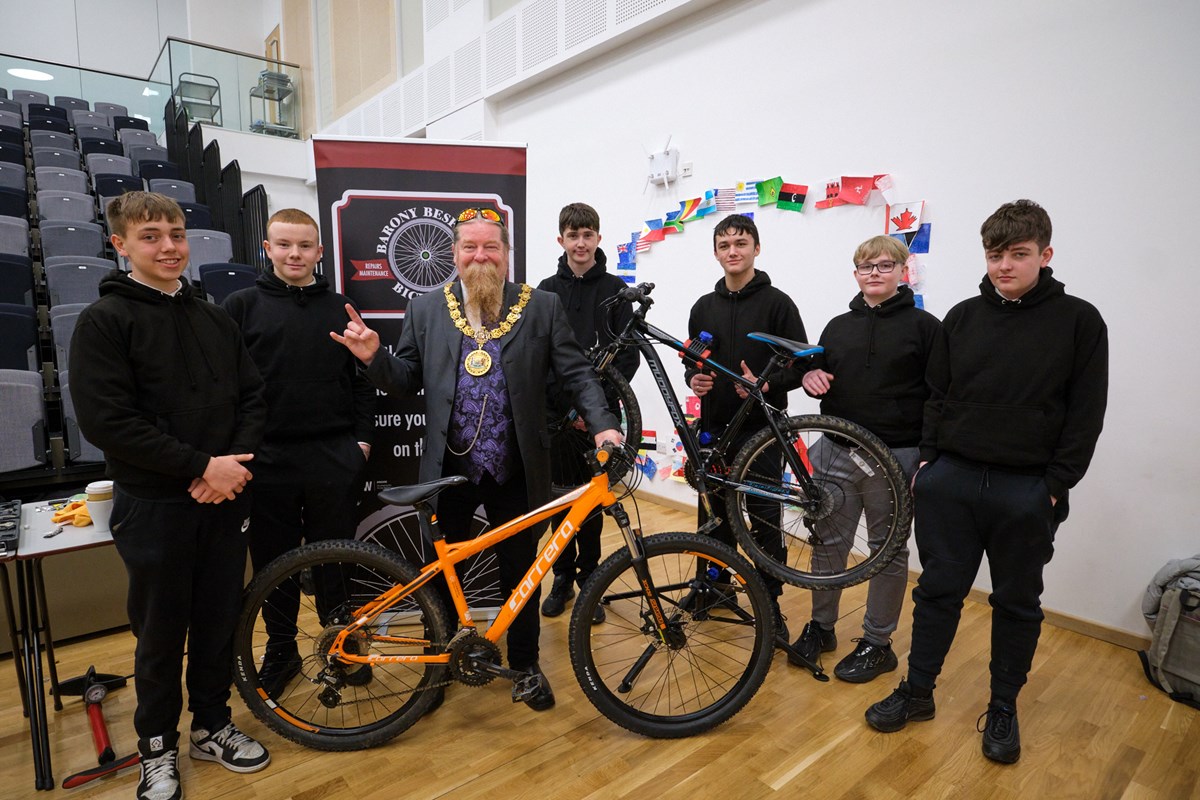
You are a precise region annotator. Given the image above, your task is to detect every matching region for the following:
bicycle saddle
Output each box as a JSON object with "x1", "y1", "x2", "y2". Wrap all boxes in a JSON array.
[
  {"x1": 745, "y1": 332, "x2": 823, "y2": 358},
  {"x1": 378, "y1": 475, "x2": 469, "y2": 506}
]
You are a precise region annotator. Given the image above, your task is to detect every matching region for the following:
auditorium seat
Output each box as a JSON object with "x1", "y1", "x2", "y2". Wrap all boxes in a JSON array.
[
  {"x1": 93, "y1": 101, "x2": 128, "y2": 118},
  {"x1": 0, "y1": 216, "x2": 29, "y2": 256},
  {"x1": 30, "y1": 130, "x2": 76, "y2": 152},
  {"x1": 0, "y1": 186, "x2": 29, "y2": 219},
  {"x1": 45, "y1": 259, "x2": 113, "y2": 305},
  {"x1": 36, "y1": 190, "x2": 96, "y2": 223},
  {"x1": 127, "y1": 144, "x2": 169, "y2": 166},
  {"x1": 38, "y1": 220, "x2": 104, "y2": 259},
  {"x1": 54, "y1": 96, "x2": 89, "y2": 113},
  {"x1": 59, "y1": 369, "x2": 104, "y2": 463},
  {"x1": 0, "y1": 141, "x2": 24, "y2": 165},
  {"x1": 12, "y1": 89, "x2": 50, "y2": 112},
  {"x1": 93, "y1": 173, "x2": 142, "y2": 197},
  {"x1": 0, "y1": 303, "x2": 38, "y2": 370},
  {"x1": 111, "y1": 115, "x2": 149, "y2": 132},
  {"x1": 148, "y1": 179, "x2": 195, "y2": 202},
  {"x1": 27, "y1": 116, "x2": 72, "y2": 135},
  {"x1": 0, "y1": 162, "x2": 26, "y2": 192},
  {"x1": 85, "y1": 153, "x2": 132, "y2": 176},
  {"x1": 32, "y1": 148, "x2": 83, "y2": 170},
  {"x1": 0, "y1": 368, "x2": 48, "y2": 473},
  {"x1": 49, "y1": 302, "x2": 87, "y2": 369},
  {"x1": 71, "y1": 109, "x2": 109, "y2": 128},
  {"x1": 185, "y1": 230, "x2": 233, "y2": 274},
  {"x1": 179, "y1": 202, "x2": 212, "y2": 230},
  {"x1": 34, "y1": 166, "x2": 89, "y2": 195},
  {"x1": 137, "y1": 160, "x2": 180, "y2": 181},
  {"x1": 199, "y1": 263, "x2": 258, "y2": 304},
  {"x1": 81, "y1": 138, "x2": 123, "y2": 157},
  {"x1": 0, "y1": 254, "x2": 34, "y2": 305},
  {"x1": 119, "y1": 129, "x2": 159, "y2": 149},
  {"x1": 27, "y1": 103, "x2": 68, "y2": 123}
]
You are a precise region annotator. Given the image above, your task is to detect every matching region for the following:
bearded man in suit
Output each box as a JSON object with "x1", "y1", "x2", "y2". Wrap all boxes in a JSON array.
[{"x1": 334, "y1": 208, "x2": 621, "y2": 710}]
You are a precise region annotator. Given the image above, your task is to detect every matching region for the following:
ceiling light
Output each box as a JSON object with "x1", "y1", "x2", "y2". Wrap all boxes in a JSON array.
[{"x1": 7, "y1": 68, "x2": 54, "y2": 81}]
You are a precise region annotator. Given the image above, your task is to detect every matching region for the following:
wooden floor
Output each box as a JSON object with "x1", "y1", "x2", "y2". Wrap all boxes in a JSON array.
[{"x1": 2, "y1": 499, "x2": 1197, "y2": 800}]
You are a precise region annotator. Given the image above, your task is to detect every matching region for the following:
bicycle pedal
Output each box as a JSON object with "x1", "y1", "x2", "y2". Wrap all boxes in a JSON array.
[
  {"x1": 511, "y1": 673, "x2": 544, "y2": 703},
  {"x1": 697, "y1": 517, "x2": 722, "y2": 536}
]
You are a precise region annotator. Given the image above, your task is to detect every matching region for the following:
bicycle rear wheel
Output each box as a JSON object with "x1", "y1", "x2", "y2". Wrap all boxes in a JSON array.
[
  {"x1": 726, "y1": 414, "x2": 913, "y2": 590},
  {"x1": 569, "y1": 532, "x2": 772, "y2": 738},
  {"x1": 549, "y1": 364, "x2": 641, "y2": 495},
  {"x1": 233, "y1": 540, "x2": 450, "y2": 751}
]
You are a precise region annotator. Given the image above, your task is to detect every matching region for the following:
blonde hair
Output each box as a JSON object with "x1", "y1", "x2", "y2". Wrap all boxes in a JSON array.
[{"x1": 853, "y1": 235, "x2": 910, "y2": 267}]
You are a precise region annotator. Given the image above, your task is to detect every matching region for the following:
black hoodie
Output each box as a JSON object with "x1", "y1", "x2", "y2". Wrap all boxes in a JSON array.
[
  {"x1": 536, "y1": 247, "x2": 639, "y2": 380},
  {"x1": 222, "y1": 271, "x2": 376, "y2": 481},
  {"x1": 921, "y1": 267, "x2": 1108, "y2": 499},
  {"x1": 69, "y1": 272, "x2": 266, "y2": 497},
  {"x1": 806, "y1": 285, "x2": 941, "y2": 447},
  {"x1": 685, "y1": 270, "x2": 807, "y2": 434}
]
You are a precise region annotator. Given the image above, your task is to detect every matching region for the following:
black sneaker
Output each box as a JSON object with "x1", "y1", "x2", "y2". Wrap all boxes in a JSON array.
[
  {"x1": 515, "y1": 663, "x2": 556, "y2": 711},
  {"x1": 865, "y1": 680, "x2": 936, "y2": 732},
  {"x1": 978, "y1": 701, "x2": 1020, "y2": 763},
  {"x1": 834, "y1": 639, "x2": 899, "y2": 683},
  {"x1": 541, "y1": 574, "x2": 575, "y2": 617},
  {"x1": 771, "y1": 599, "x2": 790, "y2": 646},
  {"x1": 258, "y1": 645, "x2": 302, "y2": 698},
  {"x1": 136, "y1": 744, "x2": 180, "y2": 800},
  {"x1": 787, "y1": 621, "x2": 837, "y2": 667},
  {"x1": 189, "y1": 721, "x2": 271, "y2": 773}
]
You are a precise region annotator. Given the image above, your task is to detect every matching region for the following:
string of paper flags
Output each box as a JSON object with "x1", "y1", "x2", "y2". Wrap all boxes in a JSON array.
[{"x1": 615, "y1": 173, "x2": 928, "y2": 278}]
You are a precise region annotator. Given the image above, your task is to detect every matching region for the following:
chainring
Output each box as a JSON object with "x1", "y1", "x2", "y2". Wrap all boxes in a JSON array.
[{"x1": 447, "y1": 631, "x2": 502, "y2": 686}]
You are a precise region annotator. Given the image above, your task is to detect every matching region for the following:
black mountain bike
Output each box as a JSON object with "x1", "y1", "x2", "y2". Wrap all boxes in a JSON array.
[{"x1": 562, "y1": 282, "x2": 913, "y2": 603}]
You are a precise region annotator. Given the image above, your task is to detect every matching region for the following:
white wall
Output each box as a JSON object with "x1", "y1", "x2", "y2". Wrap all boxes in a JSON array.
[
  {"x1": 490, "y1": 0, "x2": 1200, "y2": 637},
  {"x1": 0, "y1": 0, "x2": 187, "y2": 77}
]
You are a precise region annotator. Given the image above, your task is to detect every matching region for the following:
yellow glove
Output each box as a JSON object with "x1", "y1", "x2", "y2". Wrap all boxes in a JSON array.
[{"x1": 50, "y1": 502, "x2": 93, "y2": 527}]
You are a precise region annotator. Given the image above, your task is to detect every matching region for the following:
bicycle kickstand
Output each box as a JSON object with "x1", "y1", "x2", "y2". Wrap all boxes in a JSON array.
[{"x1": 779, "y1": 640, "x2": 830, "y2": 682}]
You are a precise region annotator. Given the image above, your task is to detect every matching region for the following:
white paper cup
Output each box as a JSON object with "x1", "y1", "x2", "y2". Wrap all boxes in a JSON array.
[{"x1": 87, "y1": 498, "x2": 113, "y2": 532}]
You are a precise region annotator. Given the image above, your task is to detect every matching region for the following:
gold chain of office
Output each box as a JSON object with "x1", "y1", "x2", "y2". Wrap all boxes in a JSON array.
[{"x1": 445, "y1": 282, "x2": 533, "y2": 376}]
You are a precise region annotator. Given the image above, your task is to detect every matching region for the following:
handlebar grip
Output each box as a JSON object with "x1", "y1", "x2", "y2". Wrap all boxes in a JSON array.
[{"x1": 619, "y1": 282, "x2": 655, "y2": 302}]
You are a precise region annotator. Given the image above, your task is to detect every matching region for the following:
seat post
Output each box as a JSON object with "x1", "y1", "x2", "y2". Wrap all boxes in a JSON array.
[{"x1": 413, "y1": 499, "x2": 444, "y2": 542}]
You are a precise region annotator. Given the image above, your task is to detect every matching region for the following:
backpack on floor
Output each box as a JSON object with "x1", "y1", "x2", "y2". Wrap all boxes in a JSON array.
[{"x1": 1138, "y1": 554, "x2": 1200, "y2": 710}]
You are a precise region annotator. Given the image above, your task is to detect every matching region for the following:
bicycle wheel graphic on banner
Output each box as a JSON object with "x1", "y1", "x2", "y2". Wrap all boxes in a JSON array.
[
  {"x1": 387, "y1": 218, "x2": 456, "y2": 293},
  {"x1": 357, "y1": 504, "x2": 503, "y2": 614}
]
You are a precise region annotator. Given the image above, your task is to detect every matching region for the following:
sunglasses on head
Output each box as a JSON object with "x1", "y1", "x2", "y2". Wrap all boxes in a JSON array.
[{"x1": 457, "y1": 207, "x2": 502, "y2": 223}]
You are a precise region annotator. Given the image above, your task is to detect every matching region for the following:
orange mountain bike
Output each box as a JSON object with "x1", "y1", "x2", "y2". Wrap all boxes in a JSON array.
[{"x1": 232, "y1": 444, "x2": 773, "y2": 750}]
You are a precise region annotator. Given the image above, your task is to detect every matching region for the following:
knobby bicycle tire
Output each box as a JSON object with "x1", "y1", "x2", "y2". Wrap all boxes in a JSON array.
[
  {"x1": 233, "y1": 539, "x2": 450, "y2": 751},
  {"x1": 725, "y1": 414, "x2": 914, "y2": 590},
  {"x1": 568, "y1": 532, "x2": 773, "y2": 738},
  {"x1": 549, "y1": 364, "x2": 642, "y2": 495}
]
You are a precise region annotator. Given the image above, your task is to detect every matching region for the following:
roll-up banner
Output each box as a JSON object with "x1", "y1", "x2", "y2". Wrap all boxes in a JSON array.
[{"x1": 312, "y1": 137, "x2": 527, "y2": 605}]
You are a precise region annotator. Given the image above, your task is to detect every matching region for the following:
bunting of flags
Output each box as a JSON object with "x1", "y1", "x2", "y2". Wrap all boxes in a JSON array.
[{"x1": 618, "y1": 173, "x2": 918, "y2": 271}]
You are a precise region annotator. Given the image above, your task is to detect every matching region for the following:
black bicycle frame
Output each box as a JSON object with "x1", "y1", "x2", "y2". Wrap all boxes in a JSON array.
[{"x1": 597, "y1": 308, "x2": 822, "y2": 523}]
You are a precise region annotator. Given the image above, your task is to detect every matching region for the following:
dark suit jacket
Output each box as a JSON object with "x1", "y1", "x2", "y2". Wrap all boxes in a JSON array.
[{"x1": 365, "y1": 281, "x2": 619, "y2": 510}]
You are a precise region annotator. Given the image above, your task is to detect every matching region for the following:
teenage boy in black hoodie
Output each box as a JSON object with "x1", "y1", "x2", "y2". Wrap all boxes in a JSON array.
[
  {"x1": 69, "y1": 192, "x2": 270, "y2": 800},
  {"x1": 684, "y1": 213, "x2": 807, "y2": 643},
  {"x1": 865, "y1": 200, "x2": 1108, "y2": 765},
  {"x1": 222, "y1": 208, "x2": 376, "y2": 696},
  {"x1": 789, "y1": 235, "x2": 940, "y2": 682},
  {"x1": 537, "y1": 202, "x2": 638, "y2": 622}
]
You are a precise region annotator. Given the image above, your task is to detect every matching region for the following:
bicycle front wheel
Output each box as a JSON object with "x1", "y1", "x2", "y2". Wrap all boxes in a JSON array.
[
  {"x1": 569, "y1": 532, "x2": 772, "y2": 738},
  {"x1": 549, "y1": 364, "x2": 642, "y2": 495},
  {"x1": 726, "y1": 415, "x2": 913, "y2": 590},
  {"x1": 233, "y1": 539, "x2": 450, "y2": 751}
]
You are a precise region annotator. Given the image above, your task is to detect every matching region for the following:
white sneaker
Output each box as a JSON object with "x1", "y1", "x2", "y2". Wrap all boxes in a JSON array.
[
  {"x1": 188, "y1": 722, "x2": 270, "y2": 773},
  {"x1": 136, "y1": 747, "x2": 181, "y2": 800}
]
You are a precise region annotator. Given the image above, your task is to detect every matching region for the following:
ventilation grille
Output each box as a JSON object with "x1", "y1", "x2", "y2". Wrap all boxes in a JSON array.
[
  {"x1": 463, "y1": 130, "x2": 483, "y2": 141},
  {"x1": 345, "y1": 108, "x2": 363, "y2": 136},
  {"x1": 315, "y1": 0, "x2": 334, "y2": 127},
  {"x1": 426, "y1": 0, "x2": 450, "y2": 30},
  {"x1": 381, "y1": 84, "x2": 404, "y2": 135},
  {"x1": 403, "y1": 70, "x2": 425, "y2": 132},
  {"x1": 521, "y1": 0, "x2": 558, "y2": 71},
  {"x1": 564, "y1": 0, "x2": 607, "y2": 50},
  {"x1": 615, "y1": 0, "x2": 669, "y2": 25},
  {"x1": 361, "y1": 103, "x2": 381, "y2": 137},
  {"x1": 426, "y1": 55, "x2": 454, "y2": 119},
  {"x1": 485, "y1": 15, "x2": 519, "y2": 89},
  {"x1": 454, "y1": 39, "x2": 482, "y2": 105},
  {"x1": 453, "y1": 0, "x2": 472, "y2": 9}
]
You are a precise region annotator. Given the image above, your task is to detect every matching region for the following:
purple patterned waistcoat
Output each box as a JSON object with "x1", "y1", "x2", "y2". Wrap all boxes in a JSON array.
[{"x1": 446, "y1": 335, "x2": 515, "y2": 484}]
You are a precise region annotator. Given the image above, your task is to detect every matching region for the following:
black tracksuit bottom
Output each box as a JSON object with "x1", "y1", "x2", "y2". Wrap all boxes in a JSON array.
[
  {"x1": 436, "y1": 470, "x2": 542, "y2": 671},
  {"x1": 110, "y1": 485, "x2": 250, "y2": 749},
  {"x1": 907, "y1": 456, "x2": 1067, "y2": 703}
]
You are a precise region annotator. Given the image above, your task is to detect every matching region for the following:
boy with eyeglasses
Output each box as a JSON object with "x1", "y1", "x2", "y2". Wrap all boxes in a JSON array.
[
  {"x1": 537, "y1": 202, "x2": 638, "y2": 622},
  {"x1": 788, "y1": 236, "x2": 940, "y2": 682},
  {"x1": 865, "y1": 200, "x2": 1108, "y2": 764}
]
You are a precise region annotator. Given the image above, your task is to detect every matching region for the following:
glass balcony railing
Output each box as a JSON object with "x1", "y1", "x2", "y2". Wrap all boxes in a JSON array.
[
  {"x1": 1, "y1": 37, "x2": 302, "y2": 140},
  {"x1": 149, "y1": 38, "x2": 302, "y2": 139},
  {"x1": 0, "y1": 53, "x2": 170, "y2": 136}
]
